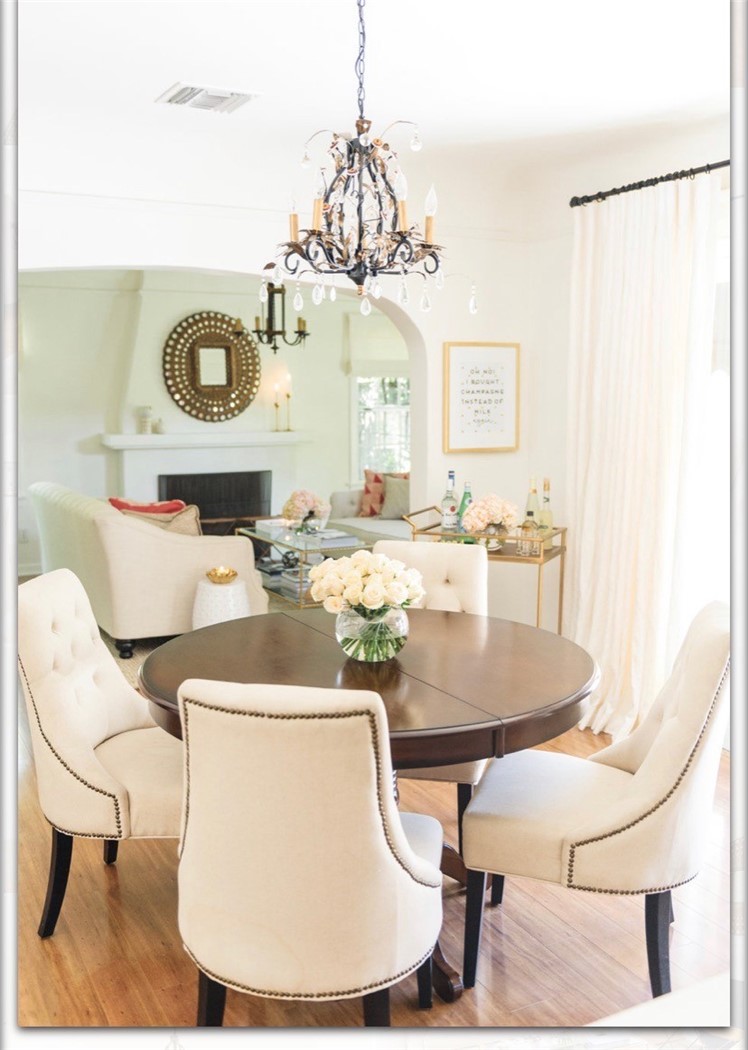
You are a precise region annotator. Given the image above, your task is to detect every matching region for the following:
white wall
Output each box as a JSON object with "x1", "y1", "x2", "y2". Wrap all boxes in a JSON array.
[{"x1": 18, "y1": 116, "x2": 730, "y2": 628}]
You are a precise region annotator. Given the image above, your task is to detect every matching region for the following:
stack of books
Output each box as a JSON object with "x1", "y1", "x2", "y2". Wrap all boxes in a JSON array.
[
  {"x1": 256, "y1": 558, "x2": 284, "y2": 592},
  {"x1": 279, "y1": 567, "x2": 313, "y2": 602}
]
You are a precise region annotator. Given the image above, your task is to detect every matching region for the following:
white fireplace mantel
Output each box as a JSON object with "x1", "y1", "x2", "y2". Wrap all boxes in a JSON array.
[
  {"x1": 101, "y1": 431, "x2": 309, "y2": 450},
  {"x1": 101, "y1": 432, "x2": 311, "y2": 506}
]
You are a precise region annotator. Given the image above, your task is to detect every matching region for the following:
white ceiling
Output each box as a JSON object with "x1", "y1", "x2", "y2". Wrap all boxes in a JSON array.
[{"x1": 18, "y1": 0, "x2": 730, "y2": 205}]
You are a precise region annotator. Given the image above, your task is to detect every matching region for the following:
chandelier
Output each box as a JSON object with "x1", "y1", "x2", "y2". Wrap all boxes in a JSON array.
[
  {"x1": 252, "y1": 270, "x2": 309, "y2": 353},
  {"x1": 264, "y1": 0, "x2": 471, "y2": 317}
]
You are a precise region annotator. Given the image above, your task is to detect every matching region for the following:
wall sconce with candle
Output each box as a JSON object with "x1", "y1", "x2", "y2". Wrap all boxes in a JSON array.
[{"x1": 253, "y1": 265, "x2": 310, "y2": 354}]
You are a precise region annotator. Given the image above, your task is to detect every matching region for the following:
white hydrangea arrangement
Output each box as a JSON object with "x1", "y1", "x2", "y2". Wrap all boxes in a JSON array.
[
  {"x1": 309, "y1": 549, "x2": 425, "y2": 615},
  {"x1": 461, "y1": 494, "x2": 519, "y2": 535}
]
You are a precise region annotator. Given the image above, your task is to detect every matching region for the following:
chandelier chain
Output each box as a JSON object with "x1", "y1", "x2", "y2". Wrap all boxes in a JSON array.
[{"x1": 356, "y1": 0, "x2": 366, "y2": 119}]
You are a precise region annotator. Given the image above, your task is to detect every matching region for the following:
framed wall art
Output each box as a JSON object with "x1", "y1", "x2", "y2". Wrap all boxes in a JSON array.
[{"x1": 443, "y1": 341, "x2": 520, "y2": 453}]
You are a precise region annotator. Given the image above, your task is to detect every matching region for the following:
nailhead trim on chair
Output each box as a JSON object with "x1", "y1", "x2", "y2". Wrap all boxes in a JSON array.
[
  {"x1": 179, "y1": 696, "x2": 441, "y2": 890},
  {"x1": 17, "y1": 656, "x2": 123, "y2": 839},
  {"x1": 183, "y1": 943, "x2": 436, "y2": 1002},
  {"x1": 566, "y1": 658, "x2": 730, "y2": 895}
]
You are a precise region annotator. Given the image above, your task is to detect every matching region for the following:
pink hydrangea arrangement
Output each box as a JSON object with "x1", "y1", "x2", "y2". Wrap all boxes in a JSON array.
[
  {"x1": 461, "y1": 494, "x2": 519, "y2": 535},
  {"x1": 281, "y1": 490, "x2": 331, "y2": 523}
]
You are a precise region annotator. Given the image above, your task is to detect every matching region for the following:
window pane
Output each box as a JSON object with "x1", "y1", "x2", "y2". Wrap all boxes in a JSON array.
[{"x1": 357, "y1": 377, "x2": 410, "y2": 474}]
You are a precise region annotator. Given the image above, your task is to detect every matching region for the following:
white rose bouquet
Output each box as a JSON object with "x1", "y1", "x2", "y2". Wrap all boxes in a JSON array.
[
  {"x1": 281, "y1": 490, "x2": 331, "y2": 530},
  {"x1": 309, "y1": 550, "x2": 425, "y2": 661},
  {"x1": 461, "y1": 494, "x2": 519, "y2": 535}
]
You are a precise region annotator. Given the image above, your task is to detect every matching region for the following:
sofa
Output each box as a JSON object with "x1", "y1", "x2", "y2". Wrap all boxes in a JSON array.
[
  {"x1": 328, "y1": 489, "x2": 413, "y2": 540},
  {"x1": 29, "y1": 482, "x2": 268, "y2": 657}
]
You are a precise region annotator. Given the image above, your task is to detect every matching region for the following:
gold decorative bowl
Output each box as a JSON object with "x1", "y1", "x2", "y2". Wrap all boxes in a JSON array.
[{"x1": 206, "y1": 566, "x2": 238, "y2": 585}]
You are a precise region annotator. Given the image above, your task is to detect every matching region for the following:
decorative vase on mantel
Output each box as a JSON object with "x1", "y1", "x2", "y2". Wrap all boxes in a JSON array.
[{"x1": 335, "y1": 606, "x2": 409, "y2": 663}]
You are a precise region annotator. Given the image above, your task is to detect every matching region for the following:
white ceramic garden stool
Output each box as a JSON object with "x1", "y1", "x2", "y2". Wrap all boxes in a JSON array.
[{"x1": 192, "y1": 577, "x2": 251, "y2": 630}]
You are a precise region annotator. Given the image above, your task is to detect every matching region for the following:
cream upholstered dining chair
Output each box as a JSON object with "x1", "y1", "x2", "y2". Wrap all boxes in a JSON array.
[
  {"x1": 176, "y1": 680, "x2": 443, "y2": 1027},
  {"x1": 18, "y1": 569, "x2": 183, "y2": 937},
  {"x1": 461, "y1": 602, "x2": 730, "y2": 999},
  {"x1": 372, "y1": 540, "x2": 489, "y2": 849}
]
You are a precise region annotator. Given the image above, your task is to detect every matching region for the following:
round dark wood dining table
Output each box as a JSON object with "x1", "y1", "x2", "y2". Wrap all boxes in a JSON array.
[{"x1": 138, "y1": 606, "x2": 599, "y2": 1003}]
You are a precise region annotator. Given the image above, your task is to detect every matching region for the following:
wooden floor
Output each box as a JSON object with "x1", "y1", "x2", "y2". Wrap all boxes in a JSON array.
[{"x1": 17, "y1": 658, "x2": 731, "y2": 1029}]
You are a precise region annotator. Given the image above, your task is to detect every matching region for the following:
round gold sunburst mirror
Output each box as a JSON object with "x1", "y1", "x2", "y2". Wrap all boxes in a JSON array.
[{"x1": 162, "y1": 312, "x2": 262, "y2": 422}]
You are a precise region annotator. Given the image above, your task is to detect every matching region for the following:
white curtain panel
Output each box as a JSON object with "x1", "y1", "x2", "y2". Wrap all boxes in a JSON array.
[{"x1": 566, "y1": 175, "x2": 722, "y2": 739}]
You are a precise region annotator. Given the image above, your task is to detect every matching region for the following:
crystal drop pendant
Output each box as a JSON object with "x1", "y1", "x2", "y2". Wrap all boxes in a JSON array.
[
  {"x1": 312, "y1": 283, "x2": 323, "y2": 306},
  {"x1": 469, "y1": 286, "x2": 478, "y2": 315},
  {"x1": 301, "y1": 149, "x2": 311, "y2": 169},
  {"x1": 435, "y1": 269, "x2": 445, "y2": 290},
  {"x1": 329, "y1": 282, "x2": 337, "y2": 302},
  {"x1": 293, "y1": 287, "x2": 304, "y2": 311},
  {"x1": 372, "y1": 280, "x2": 382, "y2": 300},
  {"x1": 420, "y1": 291, "x2": 431, "y2": 313},
  {"x1": 259, "y1": 281, "x2": 268, "y2": 304},
  {"x1": 360, "y1": 296, "x2": 372, "y2": 316},
  {"x1": 363, "y1": 274, "x2": 373, "y2": 294},
  {"x1": 397, "y1": 280, "x2": 409, "y2": 306},
  {"x1": 410, "y1": 129, "x2": 422, "y2": 152},
  {"x1": 272, "y1": 265, "x2": 282, "y2": 283}
]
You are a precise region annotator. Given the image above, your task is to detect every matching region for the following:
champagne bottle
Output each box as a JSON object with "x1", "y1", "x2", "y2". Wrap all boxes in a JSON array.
[
  {"x1": 525, "y1": 476, "x2": 540, "y2": 519},
  {"x1": 441, "y1": 470, "x2": 459, "y2": 531},
  {"x1": 538, "y1": 477, "x2": 553, "y2": 550},
  {"x1": 518, "y1": 509, "x2": 540, "y2": 557},
  {"x1": 458, "y1": 481, "x2": 473, "y2": 530}
]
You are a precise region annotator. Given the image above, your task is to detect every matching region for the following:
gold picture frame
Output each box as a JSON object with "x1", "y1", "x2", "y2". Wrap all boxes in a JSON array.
[{"x1": 443, "y1": 341, "x2": 520, "y2": 453}]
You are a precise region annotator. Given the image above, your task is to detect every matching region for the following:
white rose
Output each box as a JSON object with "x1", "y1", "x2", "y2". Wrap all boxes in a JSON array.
[
  {"x1": 351, "y1": 549, "x2": 373, "y2": 569},
  {"x1": 384, "y1": 581, "x2": 408, "y2": 606},
  {"x1": 343, "y1": 582, "x2": 363, "y2": 605},
  {"x1": 368, "y1": 553, "x2": 389, "y2": 574},
  {"x1": 325, "y1": 575, "x2": 345, "y2": 596},
  {"x1": 342, "y1": 570, "x2": 363, "y2": 589},
  {"x1": 335, "y1": 556, "x2": 353, "y2": 576},
  {"x1": 323, "y1": 595, "x2": 344, "y2": 614},
  {"x1": 361, "y1": 579, "x2": 386, "y2": 609},
  {"x1": 310, "y1": 579, "x2": 327, "y2": 602}
]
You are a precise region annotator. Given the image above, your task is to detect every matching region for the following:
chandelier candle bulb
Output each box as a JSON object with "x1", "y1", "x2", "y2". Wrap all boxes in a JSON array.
[
  {"x1": 312, "y1": 197, "x2": 323, "y2": 230},
  {"x1": 289, "y1": 211, "x2": 299, "y2": 241},
  {"x1": 424, "y1": 184, "x2": 438, "y2": 243}
]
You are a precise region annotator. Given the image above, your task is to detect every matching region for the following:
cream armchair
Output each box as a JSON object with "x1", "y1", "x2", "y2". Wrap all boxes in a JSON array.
[
  {"x1": 373, "y1": 540, "x2": 490, "y2": 849},
  {"x1": 18, "y1": 569, "x2": 184, "y2": 937},
  {"x1": 176, "y1": 680, "x2": 443, "y2": 1027},
  {"x1": 461, "y1": 602, "x2": 730, "y2": 999},
  {"x1": 30, "y1": 481, "x2": 268, "y2": 657}
]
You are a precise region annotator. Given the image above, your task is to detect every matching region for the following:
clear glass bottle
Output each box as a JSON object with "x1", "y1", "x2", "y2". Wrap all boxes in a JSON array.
[
  {"x1": 518, "y1": 509, "x2": 540, "y2": 557},
  {"x1": 458, "y1": 481, "x2": 473, "y2": 530},
  {"x1": 441, "y1": 470, "x2": 459, "y2": 531},
  {"x1": 538, "y1": 477, "x2": 553, "y2": 550}
]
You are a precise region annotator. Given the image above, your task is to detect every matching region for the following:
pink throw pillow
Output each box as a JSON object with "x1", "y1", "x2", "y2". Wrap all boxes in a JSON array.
[
  {"x1": 109, "y1": 497, "x2": 187, "y2": 514},
  {"x1": 358, "y1": 471, "x2": 409, "y2": 518}
]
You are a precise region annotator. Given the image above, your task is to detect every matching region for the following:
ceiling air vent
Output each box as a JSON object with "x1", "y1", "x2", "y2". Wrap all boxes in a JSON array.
[{"x1": 155, "y1": 82, "x2": 258, "y2": 114}]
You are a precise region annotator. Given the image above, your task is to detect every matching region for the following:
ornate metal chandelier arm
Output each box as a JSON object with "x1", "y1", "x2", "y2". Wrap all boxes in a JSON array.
[{"x1": 378, "y1": 119, "x2": 419, "y2": 142}]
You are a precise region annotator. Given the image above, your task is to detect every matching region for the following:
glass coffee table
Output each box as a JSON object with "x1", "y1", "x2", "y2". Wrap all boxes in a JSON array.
[{"x1": 236, "y1": 521, "x2": 384, "y2": 607}]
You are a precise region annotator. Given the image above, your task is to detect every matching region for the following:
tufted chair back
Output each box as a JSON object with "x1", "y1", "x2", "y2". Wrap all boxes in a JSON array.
[
  {"x1": 18, "y1": 569, "x2": 154, "y2": 838},
  {"x1": 372, "y1": 540, "x2": 488, "y2": 615},
  {"x1": 176, "y1": 680, "x2": 443, "y2": 1001}
]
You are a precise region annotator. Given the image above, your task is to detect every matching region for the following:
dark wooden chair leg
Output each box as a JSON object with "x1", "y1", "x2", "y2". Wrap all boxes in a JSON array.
[
  {"x1": 456, "y1": 782, "x2": 472, "y2": 856},
  {"x1": 645, "y1": 890, "x2": 672, "y2": 997},
  {"x1": 38, "y1": 828, "x2": 73, "y2": 938},
  {"x1": 362, "y1": 986, "x2": 391, "y2": 1026},
  {"x1": 489, "y1": 873, "x2": 505, "y2": 906},
  {"x1": 463, "y1": 868, "x2": 487, "y2": 989},
  {"x1": 416, "y1": 954, "x2": 433, "y2": 1009},
  {"x1": 114, "y1": 639, "x2": 135, "y2": 659},
  {"x1": 197, "y1": 969, "x2": 226, "y2": 1026},
  {"x1": 103, "y1": 840, "x2": 119, "y2": 865}
]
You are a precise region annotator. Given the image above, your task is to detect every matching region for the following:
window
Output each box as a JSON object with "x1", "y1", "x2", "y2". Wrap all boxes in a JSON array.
[{"x1": 353, "y1": 377, "x2": 410, "y2": 478}]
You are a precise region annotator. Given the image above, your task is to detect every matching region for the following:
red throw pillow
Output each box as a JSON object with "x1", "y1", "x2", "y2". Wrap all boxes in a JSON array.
[
  {"x1": 358, "y1": 471, "x2": 409, "y2": 518},
  {"x1": 108, "y1": 497, "x2": 187, "y2": 514}
]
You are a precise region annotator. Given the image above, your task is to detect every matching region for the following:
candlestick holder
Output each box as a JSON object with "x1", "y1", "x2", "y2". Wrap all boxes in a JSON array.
[
  {"x1": 285, "y1": 392, "x2": 293, "y2": 432},
  {"x1": 273, "y1": 400, "x2": 280, "y2": 432}
]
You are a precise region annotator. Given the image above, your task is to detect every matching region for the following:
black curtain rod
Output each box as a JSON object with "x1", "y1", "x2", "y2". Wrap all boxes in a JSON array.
[{"x1": 569, "y1": 159, "x2": 730, "y2": 208}]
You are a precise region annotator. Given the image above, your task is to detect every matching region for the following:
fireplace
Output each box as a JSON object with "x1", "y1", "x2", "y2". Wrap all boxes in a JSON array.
[{"x1": 158, "y1": 470, "x2": 271, "y2": 535}]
